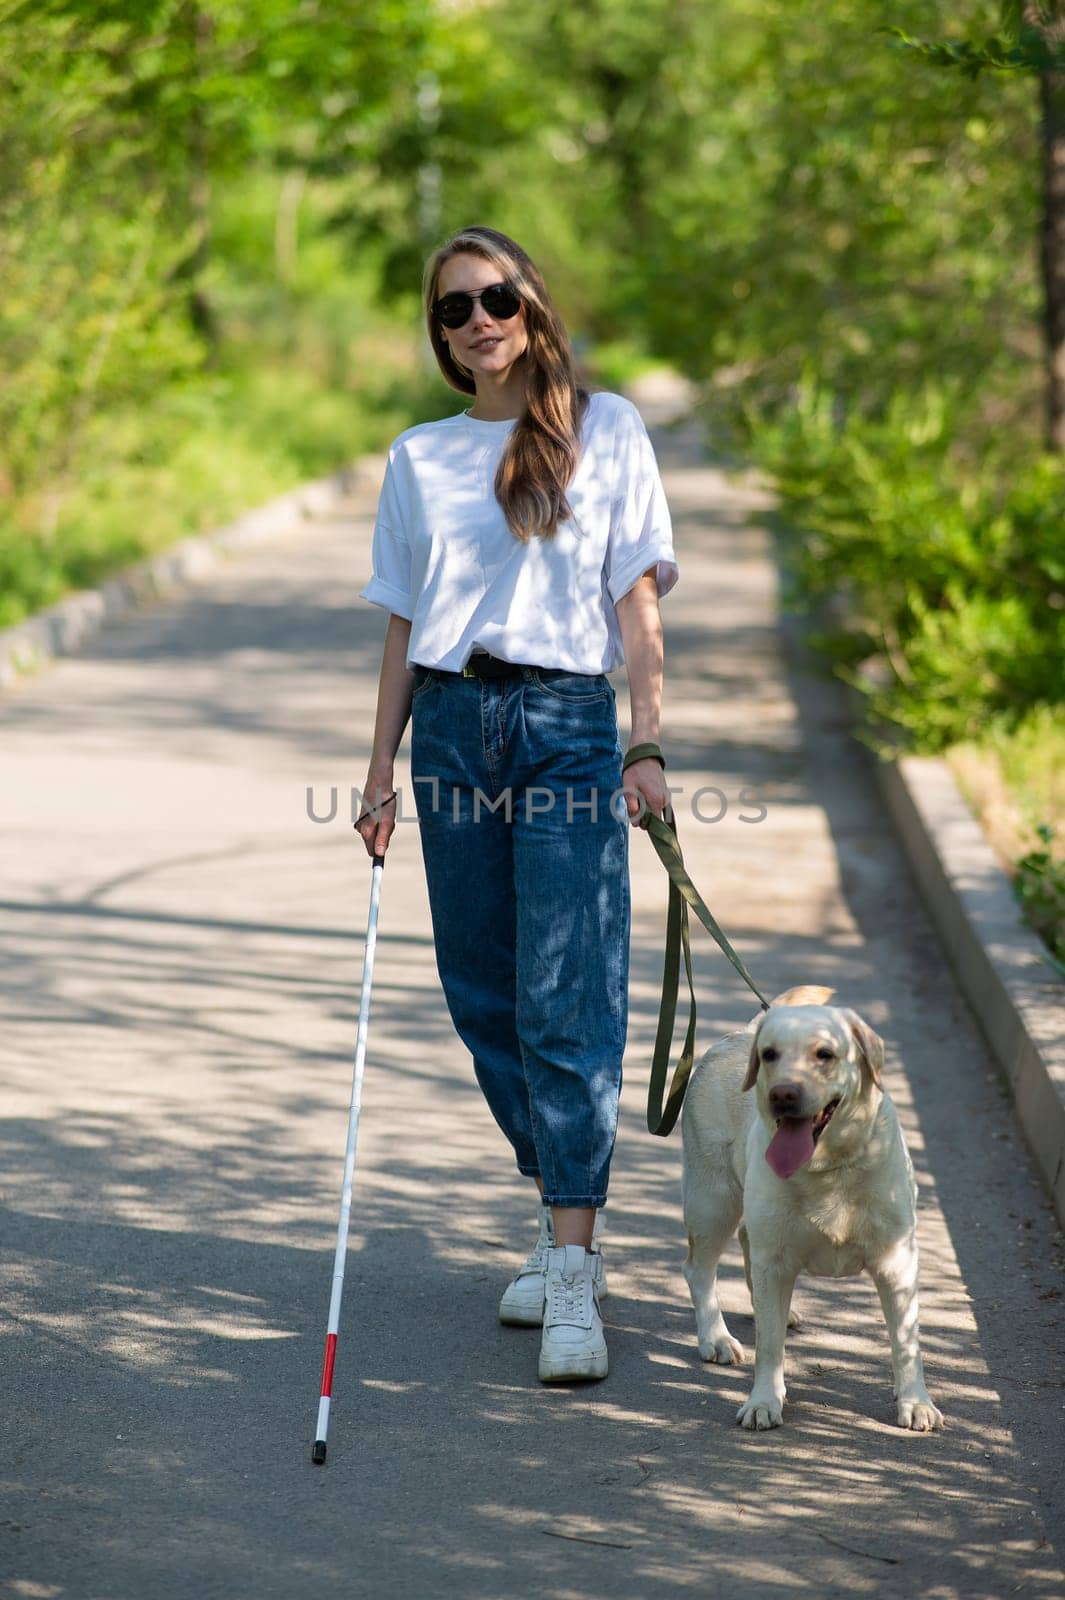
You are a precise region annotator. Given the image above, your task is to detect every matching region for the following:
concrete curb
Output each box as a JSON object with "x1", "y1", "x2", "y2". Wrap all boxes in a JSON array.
[
  {"x1": 0, "y1": 458, "x2": 381, "y2": 690},
  {"x1": 869, "y1": 744, "x2": 1065, "y2": 1228}
]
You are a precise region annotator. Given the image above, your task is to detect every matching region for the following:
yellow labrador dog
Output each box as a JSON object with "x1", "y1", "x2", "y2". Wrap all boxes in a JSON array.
[{"x1": 681, "y1": 985, "x2": 943, "y2": 1432}]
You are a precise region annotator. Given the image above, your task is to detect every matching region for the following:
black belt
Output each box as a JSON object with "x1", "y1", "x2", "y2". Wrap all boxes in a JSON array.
[
  {"x1": 462, "y1": 653, "x2": 531, "y2": 680},
  {"x1": 420, "y1": 653, "x2": 607, "y2": 684},
  {"x1": 427, "y1": 653, "x2": 539, "y2": 681}
]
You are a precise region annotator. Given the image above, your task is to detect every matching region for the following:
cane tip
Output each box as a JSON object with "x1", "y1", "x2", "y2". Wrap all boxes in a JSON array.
[{"x1": 312, "y1": 1440, "x2": 327, "y2": 1465}]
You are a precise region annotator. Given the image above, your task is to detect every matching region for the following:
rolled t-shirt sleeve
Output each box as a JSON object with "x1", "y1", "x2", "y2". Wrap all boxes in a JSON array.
[
  {"x1": 358, "y1": 449, "x2": 414, "y2": 619},
  {"x1": 604, "y1": 402, "x2": 679, "y2": 605}
]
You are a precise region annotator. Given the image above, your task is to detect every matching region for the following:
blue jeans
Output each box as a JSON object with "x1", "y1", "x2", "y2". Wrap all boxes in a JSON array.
[{"x1": 409, "y1": 665, "x2": 630, "y2": 1208}]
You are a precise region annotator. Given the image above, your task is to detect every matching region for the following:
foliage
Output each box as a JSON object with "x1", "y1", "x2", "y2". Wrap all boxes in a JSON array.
[
  {"x1": 0, "y1": 0, "x2": 1052, "y2": 516},
  {"x1": 0, "y1": 1, "x2": 1061, "y2": 762},
  {"x1": 745, "y1": 374, "x2": 1065, "y2": 750},
  {"x1": 885, "y1": 1, "x2": 1065, "y2": 76},
  {"x1": 982, "y1": 704, "x2": 1065, "y2": 834},
  {"x1": 1015, "y1": 826, "x2": 1065, "y2": 972},
  {"x1": 0, "y1": 0, "x2": 439, "y2": 620}
]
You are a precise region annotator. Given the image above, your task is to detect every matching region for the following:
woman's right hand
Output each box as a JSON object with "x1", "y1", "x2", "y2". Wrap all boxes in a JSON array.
[
  {"x1": 355, "y1": 769, "x2": 398, "y2": 858},
  {"x1": 356, "y1": 614, "x2": 415, "y2": 859}
]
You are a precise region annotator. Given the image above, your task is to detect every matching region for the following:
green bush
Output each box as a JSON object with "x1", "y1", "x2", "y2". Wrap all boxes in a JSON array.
[
  {"x1": 0, "y1": 347, "x2": 438, "y2": 630},
  {"x1": 1015, "y1": 825, "x2": 1065, "y2": 975},
  {"x1": 744, "y1": 375, "x2": 1064, "y2": 752}
]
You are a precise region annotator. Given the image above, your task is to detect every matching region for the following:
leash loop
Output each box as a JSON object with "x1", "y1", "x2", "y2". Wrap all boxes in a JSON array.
[{"x1": 623, "y1": 742, "x2": 770, "y2": 1137}]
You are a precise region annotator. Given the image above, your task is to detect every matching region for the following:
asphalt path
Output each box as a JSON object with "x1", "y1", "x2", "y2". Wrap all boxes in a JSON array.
[{"x1": 1, "y1": 390, "x2": 1063, "y2": 1599}]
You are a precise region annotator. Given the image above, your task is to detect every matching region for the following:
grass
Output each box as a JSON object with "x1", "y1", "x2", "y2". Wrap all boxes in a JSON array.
[
  {"x1": 0, "y1": 328, "x2": 445, "y2": 630},
  {"x1": 946, "y1": 705, "x2": 1065, "y2": 971}
]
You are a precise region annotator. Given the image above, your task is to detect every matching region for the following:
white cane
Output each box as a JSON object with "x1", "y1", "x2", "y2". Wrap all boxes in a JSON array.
[{"x1": 312, "y1": 811, "x2": 392, "y2": 1465}]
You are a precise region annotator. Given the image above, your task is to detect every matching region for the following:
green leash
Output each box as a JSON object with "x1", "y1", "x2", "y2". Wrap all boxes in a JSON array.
[{"x1": 623, "y1": 742, "x2": 771, "y2": 1136}]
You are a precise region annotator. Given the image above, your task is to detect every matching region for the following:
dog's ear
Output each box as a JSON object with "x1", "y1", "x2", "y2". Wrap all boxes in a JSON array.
[
  {"x1": 842, "y1": 1009, "x2": 884, "y2": 1089},
  {"x1": 742, "y1": 1018, "x2": 765, "y2": 1092}
]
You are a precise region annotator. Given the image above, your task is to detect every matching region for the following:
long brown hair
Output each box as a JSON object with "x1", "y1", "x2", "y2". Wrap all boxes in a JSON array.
[{"x1": 422, "y1": 225, "x2": 591, "y2": 543}]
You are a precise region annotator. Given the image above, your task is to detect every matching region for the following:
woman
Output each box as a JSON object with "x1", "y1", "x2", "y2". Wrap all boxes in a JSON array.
[{"x1": 356, "y1": 224, "x2": 677, "y2": 1383}]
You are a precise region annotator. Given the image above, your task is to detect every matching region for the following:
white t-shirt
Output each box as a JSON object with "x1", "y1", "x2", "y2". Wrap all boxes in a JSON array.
[{"x1": 358, "y1": 389, "x2": 678, "y2": 674}]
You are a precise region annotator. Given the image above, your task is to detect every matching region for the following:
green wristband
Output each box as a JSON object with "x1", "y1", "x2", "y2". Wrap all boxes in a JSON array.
[{"x1": 623, "y1": 742, "x2": 665, "y2": 772}]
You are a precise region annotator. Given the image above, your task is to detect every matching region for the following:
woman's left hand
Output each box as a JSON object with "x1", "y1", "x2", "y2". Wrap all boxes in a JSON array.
[{"x1": 621, "y1": 755, "x2": 671, "y2": 830}]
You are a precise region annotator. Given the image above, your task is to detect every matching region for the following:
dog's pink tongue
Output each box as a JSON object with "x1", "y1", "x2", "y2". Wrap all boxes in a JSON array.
[{"x1": 766, "y1": 1118, "x2": 817, "y2": 1179}]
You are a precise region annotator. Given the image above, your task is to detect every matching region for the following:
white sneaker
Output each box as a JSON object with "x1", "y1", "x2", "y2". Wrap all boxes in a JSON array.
[
  {"x1": 499, "y1": 1204, "x2": 554, "y2": 1326},
  {"x1": 498, "y1": 1208, "x2": 607, "y2": 1327},
  {"x1": 538, "y1": 1244, "x2": 608, "y2": 1383}
]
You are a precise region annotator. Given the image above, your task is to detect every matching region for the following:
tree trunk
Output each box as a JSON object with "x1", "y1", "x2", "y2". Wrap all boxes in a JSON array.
[
  {"x1": 1030, "y1": 5, "x2": 1065, "y2": 449},
  {"x1": 180, "y1": 3, "x2": 217, "y2": 359}
]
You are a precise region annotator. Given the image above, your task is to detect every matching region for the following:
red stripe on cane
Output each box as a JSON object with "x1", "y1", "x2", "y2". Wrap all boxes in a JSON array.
[{"x1": 320, "y1": 1333, "x2": 337, "y2": 1397}]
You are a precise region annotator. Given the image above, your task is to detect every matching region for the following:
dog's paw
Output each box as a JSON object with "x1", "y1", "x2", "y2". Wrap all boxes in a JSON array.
[
  {"x1": 897, "y1": 1394, "x2": 943, "y2": 1432},
  {"x1": 698, "y1": 1331, "x2": 744, "y2": 1365},
  {"x1": 736, "y1": 1389, "x2": 784, "y2": 1430}
]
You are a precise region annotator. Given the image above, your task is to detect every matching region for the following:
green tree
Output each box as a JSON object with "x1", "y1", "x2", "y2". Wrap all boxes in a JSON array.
[{"x1": 887, "y1": 1, "x2": 1065, "y2": 448}]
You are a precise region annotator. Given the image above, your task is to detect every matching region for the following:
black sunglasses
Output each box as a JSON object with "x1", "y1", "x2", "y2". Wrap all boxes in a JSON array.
[{"x1": 432, "y1": 280, "x2": 522, "y2": 329}]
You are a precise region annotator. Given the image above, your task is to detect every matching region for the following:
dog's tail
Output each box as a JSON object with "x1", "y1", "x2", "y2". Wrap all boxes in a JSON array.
[{"x1": 747, "y1": 984, "x2": 835, "y2": 1026}]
